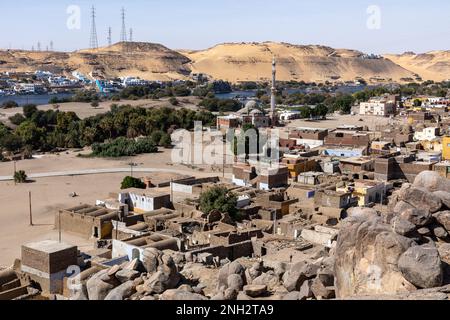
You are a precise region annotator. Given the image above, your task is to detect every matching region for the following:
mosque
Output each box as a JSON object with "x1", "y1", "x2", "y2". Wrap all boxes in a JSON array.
[{"x1": 216, "y1": 58, "x2": 279, "y2": 130}]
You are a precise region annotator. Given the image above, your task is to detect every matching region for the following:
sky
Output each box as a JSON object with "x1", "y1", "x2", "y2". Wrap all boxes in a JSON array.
[{"x1": 0, "y1": 0, "x2": 449, "y2": 54}]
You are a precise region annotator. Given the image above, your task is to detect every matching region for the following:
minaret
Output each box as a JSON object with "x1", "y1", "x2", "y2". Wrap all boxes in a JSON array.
[{"x1": 270, "y1": 57, "x2": 278, "y2": 126}]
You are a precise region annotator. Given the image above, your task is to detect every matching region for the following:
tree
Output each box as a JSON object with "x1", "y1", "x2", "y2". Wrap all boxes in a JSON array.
[
  {"x1": 315, "y1": 104, "x2": 329, "y2": 119},
  {"x1": 159, "y1": 133, "x2": 172, "y2": 148},
  {"x1": 199, "y1": 186, "x2": 238, "y2": 220},
  {"x1": 121, "y1": 176, "x2": 146, "y2": 189},
  {"x1": 2, "y1": 100, "x2": 19, "y2": 109},
  {"x1": 9, "y1": 113, "x2": 26, "y2": 126},
  {"x1": 14, "y1": 170, "x2": 27, "y2": 183},
  {"x1": 169, "y1": 97, "x2": 179, "y2": 106},
  {"x1": 23, "y1": 104, "x2": 38, "y2": 118}
]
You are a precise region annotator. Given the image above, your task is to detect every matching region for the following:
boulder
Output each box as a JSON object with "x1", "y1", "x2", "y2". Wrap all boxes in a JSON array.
[
  {"x1": 398, "y1": 185, "x2": 442, "y2": 213},
  {"x1": 435, "y1": 211, "x2": 450, "y2": 232},
  {"x1": 393, "y1": 201, "x2": 415, "y2": 214},
  {"x1": 197, "y1": 253, "x2": 214, "y2": 265},
  {"x1": 433, "y1": 191, "x2": 450, "y2": 209},
  {"x1": 413, "y1": 171, "x2": 450, "y2": 193},
  {"x1": 433, "y1": 226, "x2": 448, "y2": 239},
  {"x1": 417, "y1": 227, "x2": 432, "y2": 237},
  {"x1": 438, "y1": 244, "x2": 450, "y2": 265},
  {"x1": 86, "y1": 269, "x2": 120, "y2": 300},
  {"x1": 115, "y1": 269, "x2": 140, "y2": 283},
  {"x1": 223, "y1": 288, "x2": 238, "y2": 300},
  {"x1": 104, "y1": 281, "x2": 136, "y2": 300},
  {"x1": 334, "y1": 214, "x2": 416, "y2": 298},
  {"x1": 398, "y1": 208, "x2": 432, "y2": 227},
  {"x1": 227, "y1": 274, "x2": 244, "y2": 291},
  {"x1": 398, "y1": 244, "x2": 443, "y2": 289},
  {"x1": 282, "y1": 291, "x2": 301, "y2": 300},
  {"x1": 298, "y1": 279, "x2": 314, "y2": 300},
  {"x1": 311, "y1": 274, "x2": 335, "y2": 299},
  {"x1": 142, "y1": 268, "x2": 179, "y2": 294},
  {"x1": 282, "y1": 261, "x2": 318, "y2": 292},
  {"x1": 218, "y1": 261, "x2": 245, "y2": 290},
  {"x1": 160, "y1": 289, "x2": 208, "y2": 300},
  {"x1": 252, "y1": 272, "x2": 280, "y2": 291},
  {"x1": 142, "y1": 248, "x2": 162, "y2": 273},
  {"x1": 243, "y1": 284, "x2": 267, "y2": 298},
  {"x1": 391, "y1": 217, "x2": 416, "y2": 236}
]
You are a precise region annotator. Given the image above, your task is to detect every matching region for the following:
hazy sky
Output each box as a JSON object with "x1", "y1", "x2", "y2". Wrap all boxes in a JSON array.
[{"x1": 0, "y1": 0, "x2": 449, "y2": 54}]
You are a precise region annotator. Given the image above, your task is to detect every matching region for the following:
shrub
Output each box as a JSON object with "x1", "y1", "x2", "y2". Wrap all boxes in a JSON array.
[
  {"x1": 121, "y1": 176, "x2": 146, "y2": 189},
  {"x1": 14, "y1": 170, "x2": 27, "y2": 183},
  {"x1": 199, "y1": 186, "x2": 238, "y2": 220},
  {"x1": 2, "y1": 100, "x2": 19, "y2": 109}
]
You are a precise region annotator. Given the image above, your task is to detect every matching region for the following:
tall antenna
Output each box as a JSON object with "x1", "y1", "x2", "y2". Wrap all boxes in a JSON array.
[
  {"x1": 90, "y1": 6, "x2": 99, "y2": 49},
  {"x1": 50, "y1": 41, "x2": 54, "y2": 51},
  {"x1": 37, "y1": 41, "x2": 41, "y2": 51},
  {"x1": 120, "y1": 7, "x2": 127, "y2": 42},
  {"x1": 129, "y1": 28, "x2": 133, "y2": 42},
  {"x1": 107, "y1": 27, "x2": 112, "y2": 46}
]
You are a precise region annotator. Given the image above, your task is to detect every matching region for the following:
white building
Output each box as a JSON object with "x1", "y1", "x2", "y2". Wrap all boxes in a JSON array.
[
  {"x1": 414, "y1": 127, "x2": 440, "y2": 141},
  {"x1": 360, "y1": 99, "x2": 396, "y2": 116}
]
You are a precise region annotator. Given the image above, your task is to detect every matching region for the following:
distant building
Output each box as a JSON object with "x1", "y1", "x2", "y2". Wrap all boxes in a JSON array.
[
  {"x1": 359, "y1": 95, "x2": 397, "y2": 116},
  {"x1": 443, "y1": 136, "x2": 450, "y2": 161}
]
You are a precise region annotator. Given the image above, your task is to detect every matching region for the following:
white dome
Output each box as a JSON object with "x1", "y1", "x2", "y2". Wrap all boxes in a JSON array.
[{"x1": 245, "y1": 100, "x2": 258, "y2": 109}]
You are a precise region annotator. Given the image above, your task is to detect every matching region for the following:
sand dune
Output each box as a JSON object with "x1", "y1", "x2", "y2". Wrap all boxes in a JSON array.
[
  {"x1": 0, "y1": 41, "x2": 449, "y2": 83},
  {"x1": 184, "y1": 42, "x2": 416, "y2": 83},
  {"x1": 384, "y1": 51, "x2": 450, "y2": 82}
]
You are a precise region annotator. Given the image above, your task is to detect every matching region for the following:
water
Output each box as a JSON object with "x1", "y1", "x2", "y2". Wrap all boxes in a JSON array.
[
  {"x1": 0, "y1": 93, "x2": 73, "y2": 107},
  {"x1": 215, "y1": 85, "x2": 370, "y2": 100}
]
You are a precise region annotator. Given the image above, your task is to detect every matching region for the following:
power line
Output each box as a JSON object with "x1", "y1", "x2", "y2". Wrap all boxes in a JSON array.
[
  {"x1": 120, "y1": 7, "x2": 127, "y2": 42},
  {"x1": 90, "y1": 5, "x2": 99, "y2": 49}
]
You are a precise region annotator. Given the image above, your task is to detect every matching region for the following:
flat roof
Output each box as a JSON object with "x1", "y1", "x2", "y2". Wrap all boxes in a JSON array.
[{"x1": 23, "y1": 240, "x2": 75, "y2": 253}]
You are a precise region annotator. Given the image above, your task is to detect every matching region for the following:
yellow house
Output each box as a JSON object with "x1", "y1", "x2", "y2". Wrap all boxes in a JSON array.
[
  {"x1": 443, "y1": 136, "x2": 450, "y2": 160},
  {"x1": 337, "y1": 180, "x2": 386, "y2": 207}
]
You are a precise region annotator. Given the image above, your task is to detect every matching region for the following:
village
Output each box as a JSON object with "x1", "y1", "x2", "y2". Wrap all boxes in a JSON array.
[{"x1": 1, "y1": 55, "x2": 450, "y2": 301}]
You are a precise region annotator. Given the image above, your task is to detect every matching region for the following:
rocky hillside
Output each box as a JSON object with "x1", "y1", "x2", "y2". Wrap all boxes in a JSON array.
[
  {"x1": 1, "y1": 41, "x2": 449, "y2": 83},
  {"x1": 384, "y1": 51, "x2": 450, "y2": 82}
]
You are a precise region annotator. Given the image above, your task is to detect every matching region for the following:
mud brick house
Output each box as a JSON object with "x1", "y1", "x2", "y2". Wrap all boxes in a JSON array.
[
  {"x1": 314, "y1": 190, "x2": 353, "y2": 209},
  {"x1": 288, "y1": 127, "x2": 328, "y2": 148},
  {"x1": 216, "y1": 115, "x2": 240, "y2": 130},
  {"x1": 57, "y1": 204, "x2": 121, "y2": 239},
  {"x1": 254, "y1": 192, "x2": 298, "y2": 216},
  {"x1": 21, "y1": 241, "x2": 78, "y2": 294},
  {"x1": 232, "y1": 163, "x2": 258, "y2": 187},
  {"x1": 281, "y1": 155, "x2": 317, "y2": 179},
  {"x1": 374, "y1": 153, "x2": 436, "y2": 182},
  {"x1": 324, "y1": 130, "x2": 371, "y2": 148},
  {"x1": 258, "y1": 165, "x2": 289, "y2": 190},
  {"x1": 118, "y1": 189, "x2": 171, "y2": 213},
  {"x1": 339, "y1": 157, "x2": 375, "y2": 174},
  {"x1": 112, "y1": 233, "x2": 181, "y2": 260}
]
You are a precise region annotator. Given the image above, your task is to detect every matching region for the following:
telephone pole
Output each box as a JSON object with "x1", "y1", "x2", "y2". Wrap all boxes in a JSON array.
[{"x1": 29, "y1": 191, "x2": 33, "y2": 226}]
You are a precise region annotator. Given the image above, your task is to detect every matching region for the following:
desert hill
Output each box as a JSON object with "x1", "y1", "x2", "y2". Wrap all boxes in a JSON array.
[
  {"x1": 384, "y1": 51, "x2": 450, "y2": 82},
  {"x1": 182, "y1": 42, "x2": 417, "y2": 83},
  {"x1": 0, "y1": 42, "x2": 191, "y2": 81},
  {"x1": 0, "y1": 41, "x2": 449, "y2": 83}
]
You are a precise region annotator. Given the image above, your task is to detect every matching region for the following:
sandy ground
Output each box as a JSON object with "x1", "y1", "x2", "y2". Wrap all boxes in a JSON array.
[
  {"x1": 286, "y1": 113, "x2": 404, "y2": 131},
  {"x1": 0, "y1": 113, "x2": 400, "y2": 266},
  {"x1": 0, "y1": 147, "x2": 232, "y2": 266},
  {"x1": 0, "y1": 96, "x2": 201, "y2": 123}
]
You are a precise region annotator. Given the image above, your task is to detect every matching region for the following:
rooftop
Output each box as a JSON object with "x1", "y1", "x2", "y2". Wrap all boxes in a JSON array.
[{"x1": 23, "y1": 240, "x2": 75, "y2": 254}]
